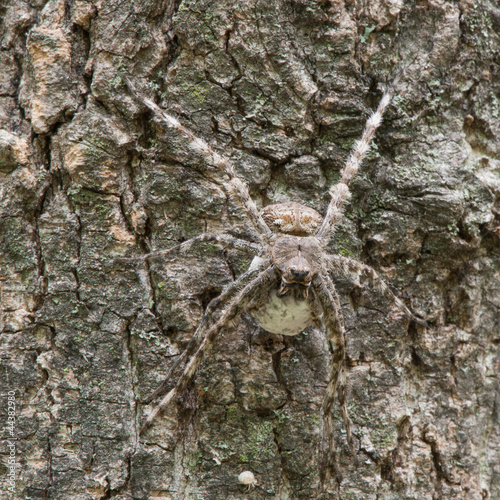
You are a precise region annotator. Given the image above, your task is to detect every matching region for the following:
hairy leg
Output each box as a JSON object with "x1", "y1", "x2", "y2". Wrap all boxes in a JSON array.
[
  {"x1": 328, "y1": 254, "x2": 427, "y2": 326},
  {"x1": 123, "y1": 77, "x2": 272, "y2": 240},
  {"x1": 315, "y1": 77, "x2": 400, "y2": 241},
  {"x1": 321, "y1": 273, "x2": 354, "y2": 457},
  {"x1": 143, "y1": 262, "x2": 266, "y2": 404},
  {"x1": 116, "y1": 233, "x2": 260, "y2": 264},
  {"x1": 311, "y1": 274, "x2": 352, "y2": 489},
  {"x1": 140, "y1": 266, "x2": 277, "y2": 435}
]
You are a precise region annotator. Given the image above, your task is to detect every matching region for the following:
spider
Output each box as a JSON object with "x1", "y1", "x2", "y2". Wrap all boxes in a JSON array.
[{"x1": 119, "y1": 74, "x2": 425, "y2": 485}]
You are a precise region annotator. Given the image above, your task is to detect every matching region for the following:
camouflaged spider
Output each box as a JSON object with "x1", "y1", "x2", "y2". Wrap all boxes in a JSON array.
[{"x1": 119, "y1": 76, "x2": 425, "y2": 484}]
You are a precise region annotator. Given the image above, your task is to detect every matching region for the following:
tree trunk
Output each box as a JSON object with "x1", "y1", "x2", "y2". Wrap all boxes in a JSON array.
[{"x1": 1, "y1": 0, "x2": 499, "y2": 498}]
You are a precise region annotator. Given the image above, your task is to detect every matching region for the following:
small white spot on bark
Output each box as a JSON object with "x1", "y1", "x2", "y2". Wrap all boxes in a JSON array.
[{"x1": 238, "y1": 470, "x2": 257, "y2": 489}]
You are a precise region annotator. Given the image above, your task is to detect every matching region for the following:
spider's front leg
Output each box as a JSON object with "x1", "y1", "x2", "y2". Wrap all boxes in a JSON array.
[
  {"x1": 328, "y1": 254, "x2": 427, "y2": 326},
  {"x1": 123, "y1": 77, "x2": 272, "y2": 241},
  {"x1": 140, "y1": 266, "x2": 277, "y2": 435},
  {"x1": 315, "y1": 79, "x2": 399, "y2": 242},
  {"x1": 311, "y1": 273, "x2": 354, "y2": 488}
]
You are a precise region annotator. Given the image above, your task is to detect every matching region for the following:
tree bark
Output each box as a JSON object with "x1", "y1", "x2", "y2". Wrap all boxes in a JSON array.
[{"x1": 0, "y1": 0, "x2": 499, "y2": 498}]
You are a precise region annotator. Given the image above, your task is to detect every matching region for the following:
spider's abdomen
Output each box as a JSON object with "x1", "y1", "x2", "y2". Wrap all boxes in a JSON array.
[
  {"x1": 251, "y1": 289, "x2": 317, "y2": 336},
  {"x1": 260, "y1": 201, "x2": 322, "y2": 236}
]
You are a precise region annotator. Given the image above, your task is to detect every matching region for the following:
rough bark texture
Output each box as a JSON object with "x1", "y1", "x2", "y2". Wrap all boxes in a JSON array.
[{"x1": 1, "y1": 0, "x2": 499, "y2": 498}]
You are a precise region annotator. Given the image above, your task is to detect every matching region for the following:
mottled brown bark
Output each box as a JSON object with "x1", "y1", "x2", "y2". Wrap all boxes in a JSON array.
[{"x1": 0, "y1": 0, "x2": 499, "y2": 498}]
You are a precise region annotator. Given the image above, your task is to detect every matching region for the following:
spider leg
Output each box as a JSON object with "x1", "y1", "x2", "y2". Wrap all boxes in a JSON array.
[
  {"x1": 143, "y1": 262, "x2": 266, "y2": 404},
  {"x1": 315, "y1": 79, "x2": 398, "y2": 242},
  {"x1": 328, "y1": 254, "x2": 427, "y2": 326},
  {"x1": 320, "y1": 273, "x2": 354, "y2": 457},
  {"x1": 124, "y1": 77, "x2": 272, "y2": 240},
  {"x1": 116, "y1": 233, "x2": 260, "y2": 264},
  {"x1": 140, "y1": 266, "x2": 277, "y2": 435},
  {"x1": 311, "y1": 273, "x2": 354, "y2": 488}
]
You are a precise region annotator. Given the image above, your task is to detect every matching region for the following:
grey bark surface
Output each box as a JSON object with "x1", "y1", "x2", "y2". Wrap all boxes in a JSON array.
[{"x1": 0, "y1": 0, "x2": 499, "y2": 498}]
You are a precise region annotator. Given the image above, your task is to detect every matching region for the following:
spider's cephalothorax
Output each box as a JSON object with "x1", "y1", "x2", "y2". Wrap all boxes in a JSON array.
[
  {"x1": 272, "y1": 234, "x2": 323, "y2": 299},
  {"x1": 262, "y1": 202, "x2": 324, "y2": 296},
  {"x1": 119, "y1": 76, "x2": 425, "y2": 489}
]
